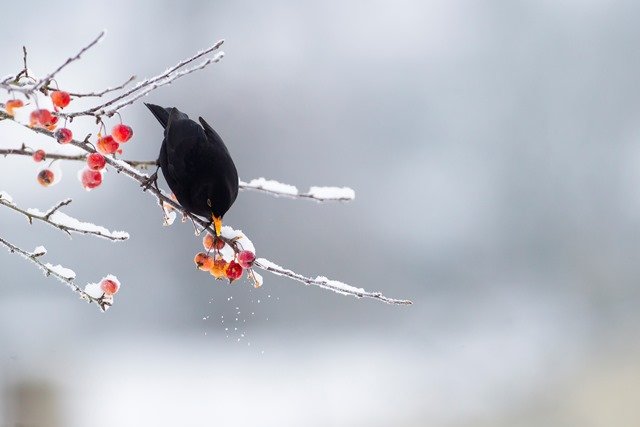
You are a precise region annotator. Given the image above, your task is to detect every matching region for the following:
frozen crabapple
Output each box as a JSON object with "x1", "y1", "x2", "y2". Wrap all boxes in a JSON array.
[
  {"x1": 194, "y1": 252, "x2": 214, "y2": 271},
  {"x1": 32, "y1": 149, "x2": 46, "y2": 162},
  {"x1": 225, "y1": 260, "x2": 244, "y2": 282},
  {"x1": 51, "y1": 90, "x2": 71, "y2": 108},
  {"x1": 80, "y1": 168, "x2": 102, "y2": 190},
  {"x1": 87, "y1": 153, "x2": 106, "y2": 170},
  {"x1": 96, "y1": 135, "x2": 119, "y2": 154},
  {"x1": 237, "y1": 250, "x2": 256, "y2": 269},
  {"x1": 100, "y1": 278, "x2": 120, "y2": 295},
  {"x1": 37, "y1": 169, "x2": 54, "y2": 187},
  {"x1": 209, "y1": 258, "x2": 229, "y2": 279},
  {"x1": 203, "y1": 233, "x2": 215, "y2": 250},
  {"x1": 29, "y1": 109, "x2": 55, "y2": 128},
  {"x1": 112, "y1": 124, "x2": 133, "y2": 143},
  {"x1": 5, "y1": 99, "x2": 24, "y2": 116},
  {"x1": 203, "y1": 233, "x2": 225, "y2": 250},
  {"x1": 54, "y1": 127, "x2": 72, "y2": 144}
]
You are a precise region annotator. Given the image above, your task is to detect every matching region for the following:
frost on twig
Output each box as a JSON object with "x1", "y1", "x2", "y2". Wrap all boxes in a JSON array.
[
  {"x1": 0, "y1": 236, "x2": 115, "y2": 311},
  {"x1": 254, "y1": 258, "x2": 412, "y2": 305},
  {"x1": 0, "y1": 191, "x2": 129, "y2": 241}
]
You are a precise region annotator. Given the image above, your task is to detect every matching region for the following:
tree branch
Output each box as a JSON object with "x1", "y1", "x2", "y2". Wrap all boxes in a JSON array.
[
  {"x1": 0, "y1": 191, "x2": 129, "y2": 241},
  {"x1": 0, "y1": 235, "x2": 113, "y2": 311},
  {"x1": 254, "y1": 258, "x2": 412, "y2": 305}
]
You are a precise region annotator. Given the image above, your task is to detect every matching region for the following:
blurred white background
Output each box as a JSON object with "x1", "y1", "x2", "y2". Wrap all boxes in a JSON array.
[{"x1": 2, "y1": 0, "x2": 640, "y2": 426}]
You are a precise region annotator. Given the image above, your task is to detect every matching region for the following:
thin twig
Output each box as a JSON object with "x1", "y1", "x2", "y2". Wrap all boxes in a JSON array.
[
  {"x1": 100, "y1": 53, "x2": 224, "y2": 117},
  {"x1": 0, "y1": 235, "x2": 111, "y2": 311},
  {"x1": 66, "y1": 75, "x2": 136, "y2": 98},
  {"x1": 0, "y1": 145, "x2": 157, "y2": 168},
  {"x1": 32, "y1": 31, "x2": 106, "y2": 91},
  {"x1": 63, "y1": 39, "x2": 224, "y2": 118},
  {"x1": 254, "y1": 258, "x2": 413, "y2": 305}
]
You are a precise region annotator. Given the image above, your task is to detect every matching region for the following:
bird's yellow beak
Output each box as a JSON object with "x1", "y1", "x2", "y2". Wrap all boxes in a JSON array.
[{"x1": 212, "y1": 215, "x2": 222, "y2": 237}]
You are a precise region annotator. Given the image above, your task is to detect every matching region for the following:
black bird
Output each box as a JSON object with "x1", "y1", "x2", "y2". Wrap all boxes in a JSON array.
[{"x1": 144, "y1": 103, "x2": 239, "y2": 236}]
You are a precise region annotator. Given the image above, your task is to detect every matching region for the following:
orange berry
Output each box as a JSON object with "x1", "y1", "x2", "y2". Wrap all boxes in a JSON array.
[
  {"x1": 51, "y1": 91, "x2": 71, "y2": 108},
  {"x1": 203, "y1": 233, "x2": 215, "y2": 250},
  {"x1": 5, "y1": 99, "x2": 24, "y2": 116},
  {"x1": 194, "y1": 252, "x2": 214, "y2": 271},
  {"x1": 96, "y1": 135, "x2": 119, "y2": 154},
  {"x1": 209, "y1": 258, "x2": 229, "y2": 279}
]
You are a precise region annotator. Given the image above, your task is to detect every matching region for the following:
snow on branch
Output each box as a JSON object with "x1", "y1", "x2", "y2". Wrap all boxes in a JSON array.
[
  {"x1": 0, "y1": 191, "x2": 129, "y2": 241},
  {"x1": 0, "y1": 236, "x2": 115, "y2": 311},
  {"x1": 254, "y1": 258, "x2": 412, "y2": 305},
  {"x1": 240, "y1": 177, "x2": 355, "y2": 202}
]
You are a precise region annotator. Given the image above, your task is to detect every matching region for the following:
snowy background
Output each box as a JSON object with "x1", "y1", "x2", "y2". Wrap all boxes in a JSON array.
[{"x1": 2, "y1": 0, "x2": 640, "y2": 426}]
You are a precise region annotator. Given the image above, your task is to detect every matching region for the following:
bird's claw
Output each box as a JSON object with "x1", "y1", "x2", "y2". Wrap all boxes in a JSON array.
[{"x1": 141, "y1": 171, "x2": 158, "y2": 192}]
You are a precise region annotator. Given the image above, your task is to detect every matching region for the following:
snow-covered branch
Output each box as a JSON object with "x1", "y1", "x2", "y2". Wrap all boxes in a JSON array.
[
  {"x1": 0, "y1": 191, "x2": 129, "y2": 241},
  {"x1": 0, "y1": 236, "x2": 115, "y2": 311},
  {"x1": 254, "y1": 258, "x2": 411, "y2": 305},
  {"x1": 240, "y1": 177, "x2": 355, "y2": 202}
]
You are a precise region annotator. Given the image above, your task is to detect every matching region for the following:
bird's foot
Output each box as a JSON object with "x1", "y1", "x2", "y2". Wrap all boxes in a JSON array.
[{"x1": 140, "y1": 170, "x2": 159, "y2": 192}]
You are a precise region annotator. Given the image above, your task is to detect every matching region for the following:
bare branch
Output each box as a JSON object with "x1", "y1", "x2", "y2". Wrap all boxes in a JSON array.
[
  {"x1": 63, "y1": 39, "x2": 225, "y2": 118},
  {"x1": 32, "y1": 31, "x2": 106, "y2": 91},
  {"x1": 99, "y1": 53, "x2": 224, "y2": 117},
  {"x1": 0, "y1": 145, "x2": 156, "y2": 169},
  {"x1": 0, "y1": 235, "x2": 112, "y2": 311},
  {"x1": 67, "y1": 75, "x2": 136, "y2": 98},
  {"x1": 0, "y1": 192, "x2": 128, "y2": 241},
  {"x1": 254, "y1": 258, "x2": 413, "y2": 305}
]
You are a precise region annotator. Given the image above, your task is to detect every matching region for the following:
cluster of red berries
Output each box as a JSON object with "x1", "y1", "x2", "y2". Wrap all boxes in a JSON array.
[
  {"x1": 3, "y1": 90, "x2": 136, "y2": 190},
  {"x1": 79, "y1": 153, "x2": 107, "y2": 190},
  {"x1": 194, "y1": 233, "x2": 256, "y2": 283}
]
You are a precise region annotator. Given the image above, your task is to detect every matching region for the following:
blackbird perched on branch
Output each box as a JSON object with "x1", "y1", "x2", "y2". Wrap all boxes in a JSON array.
[{"x1": 144, "y1": 103, "x2": 239, "y2": 236}]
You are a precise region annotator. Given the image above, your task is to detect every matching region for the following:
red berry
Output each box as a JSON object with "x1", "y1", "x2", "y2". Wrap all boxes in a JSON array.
[
  {"x1": 37, "y1": 169, "x2": 54, "y2": 187},
  {"x1": 237, "y1": 250, "x2": 256, "y2": 269},
  {"x1": 80, "y1": 168, "x2": 102, "y2": 189},
  {"x1": 100, "y1": 278, "x2": 120, "y2": 295},
  {"x1": 51, "y1": 91, "x2": 71, "y2": 108},
  {"x1": 194, "y1": 252, "x2": 214, "y2": 271},
  {"x1": 5, "y1": 99, "x2": 24, "y2": 116},
  {"x1": 96, "y1": 135, "x2": 119, "y2": 154},
  {"x1": 33, "y1": 149, "x2": 46, "y2": 162},
  {"x1": 225, "y1": 261, "x2": 244, "y2": 282},
  {"x1": 87, "y1": 153, "x2": 106, "y2": 170},
  {"x1": 29, "y1": 109, "x2": 54, "y2": 128},
  {"x1": 112, "y1": 124, "x2": 133, "y2": 143},
  {"x1": 54, "y1": 128, "x2": 73, "y2": 144}
]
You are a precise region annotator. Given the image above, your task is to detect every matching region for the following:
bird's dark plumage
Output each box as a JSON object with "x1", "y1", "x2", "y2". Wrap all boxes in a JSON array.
[{"x1": 145, "y1": 103, "x2": 238, "y2": 234}]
